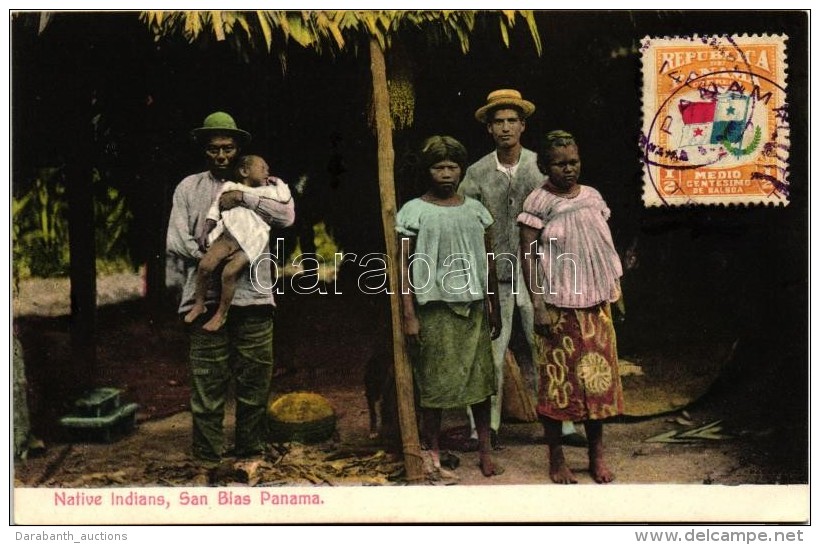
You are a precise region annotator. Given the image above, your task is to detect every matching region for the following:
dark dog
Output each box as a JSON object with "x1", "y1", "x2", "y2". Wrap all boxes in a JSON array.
[
  {"x1": 364, "y1": 344, "x2": 422, "y2": 453},
  {"x1": 364, "y1": 345, "x2": 397, "y2": 441}
]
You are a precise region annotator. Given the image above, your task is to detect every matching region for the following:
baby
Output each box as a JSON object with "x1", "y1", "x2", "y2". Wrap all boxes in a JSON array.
[{"x1": 184, "y1": 154, "x2": 288, "y2": 331}]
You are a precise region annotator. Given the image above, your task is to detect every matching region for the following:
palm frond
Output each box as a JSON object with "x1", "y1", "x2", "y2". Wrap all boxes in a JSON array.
[{"x1": 141, "y1": 10, "x2": 542, "y2": 59}]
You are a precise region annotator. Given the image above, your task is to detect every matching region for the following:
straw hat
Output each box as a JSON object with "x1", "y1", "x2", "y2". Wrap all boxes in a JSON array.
[
  {"x1": 474, "y1": 89, "x2": 536, "y2": 123},
  {"x1": 191, "y1": 111, "x2": 252, "y2": 144}
]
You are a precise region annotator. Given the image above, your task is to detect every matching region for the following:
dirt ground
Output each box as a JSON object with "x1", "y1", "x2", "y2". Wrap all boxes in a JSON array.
[{"x1": 11, "y1": 272, "x2": 809, "y2": 494}]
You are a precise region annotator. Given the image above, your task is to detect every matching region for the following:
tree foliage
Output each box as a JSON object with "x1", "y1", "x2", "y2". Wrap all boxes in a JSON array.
[
  {"x1": 140, "y1": 10, "x2": 542, "y2": 57},
  {"x1": 12, "y1": 168, "x2": 133, "y2": 279},
  {"x1": 140, "y1": 10, "x2": 542, "y2": 129}
]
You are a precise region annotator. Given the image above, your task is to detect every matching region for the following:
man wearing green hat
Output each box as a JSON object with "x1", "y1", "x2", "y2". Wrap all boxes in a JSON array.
[
  {"x1": 460, "y1": 90, "x2": 586, "y2": 449},
  {"x1": 166, "y1": 111, "x2": 295, "y2": 461}
]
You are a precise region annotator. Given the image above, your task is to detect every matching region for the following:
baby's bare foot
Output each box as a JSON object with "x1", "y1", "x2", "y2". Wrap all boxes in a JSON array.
[
  {"x1": 202, "y1": 313, "x2": 227, "y2": 332},
  {"x1": 184, "y1": 305, "x2": 207, "y2": 324}
]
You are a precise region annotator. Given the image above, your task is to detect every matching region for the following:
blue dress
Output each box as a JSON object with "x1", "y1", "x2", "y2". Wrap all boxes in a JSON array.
[{"x1": 395, "y1": 197, "x2": 497, "y2": 408}]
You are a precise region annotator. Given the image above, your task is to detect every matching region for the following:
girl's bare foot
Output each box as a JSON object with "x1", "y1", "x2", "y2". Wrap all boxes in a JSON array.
[
  {"x1": 184, "y1": 304, "x2": 207, "y2": 324},
  {"x1": 430, "y1": 450, "x2": 441, "y2": 470},
  {"x1": 424, "y1": 449, "x2": 459, "y2": 481},
  {"x1": 202, "y1": 312, "x2": 227, "y2": 332},
  {"x1": 479, "y1": 453, "x2": 505, "y2": 477}
]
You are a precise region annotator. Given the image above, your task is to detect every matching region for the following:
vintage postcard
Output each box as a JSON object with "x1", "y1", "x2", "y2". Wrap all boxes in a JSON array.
[{"x1": 9, "y1": 10, "x2": 809, "y2": 526}]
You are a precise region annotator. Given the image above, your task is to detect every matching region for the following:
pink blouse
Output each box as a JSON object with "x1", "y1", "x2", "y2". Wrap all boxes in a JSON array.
[{"x1": 517, "y1": 185, "x2": 623, "y2": 308}]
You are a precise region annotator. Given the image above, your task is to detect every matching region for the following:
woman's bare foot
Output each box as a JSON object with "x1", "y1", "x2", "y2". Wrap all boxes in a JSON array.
[
  {"x1": 589, "y1": 457, "x2": 615, "y2": 483},
  {"x1": 184, "y1": 304, "x2": 207, "y2": 324},
  {"x1": 549, "y1": 446, "x2": 578, "y2": 484},
  {"x1": 584, "y1": 421, "x2": 613, "y2": 483},
  {"x1": 202, "y1": 312, "x2": 227, "y2": 332},
  {"x1": 550, "y1": 462, "x2": 578, "y2": 484}
]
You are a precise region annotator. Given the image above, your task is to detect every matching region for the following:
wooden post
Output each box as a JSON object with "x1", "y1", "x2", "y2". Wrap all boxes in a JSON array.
[
  {"x1": 65, "y1": 32, "x2": 98, "y2": 382},
  {"x1": 66, "y1": 157, "x2": 97, "y2": 365},
  {"x1": 369, "y1": 38, "x2": 424, "y2": 483}
]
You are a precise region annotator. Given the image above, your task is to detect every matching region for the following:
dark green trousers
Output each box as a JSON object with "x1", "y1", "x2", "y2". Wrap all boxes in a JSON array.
[{"x1": 188, "y1": 306, "x2": 274, "y2": 461}]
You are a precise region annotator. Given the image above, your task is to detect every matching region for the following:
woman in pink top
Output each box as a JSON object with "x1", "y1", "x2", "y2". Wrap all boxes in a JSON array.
[{"x1": 519, "y1": 130, "x2": 624, "y2": 484}]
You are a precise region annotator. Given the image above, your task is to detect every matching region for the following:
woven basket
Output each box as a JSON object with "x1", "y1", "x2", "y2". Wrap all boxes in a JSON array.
[
  {"x1": 501, "y1": 350, "x2": 537, "y2": 423},
  {"x1": 267, "y1": 392, "x2": 336, "y2": 444}
]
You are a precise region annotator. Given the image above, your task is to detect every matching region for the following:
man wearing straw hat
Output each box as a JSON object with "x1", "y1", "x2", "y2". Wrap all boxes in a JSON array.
[
  {"x1": 460, "y1": 90, "x2": 585, "y2": 449},
  {"x1": 166, "y1": 111, "x2": 295, "y2": 462}
]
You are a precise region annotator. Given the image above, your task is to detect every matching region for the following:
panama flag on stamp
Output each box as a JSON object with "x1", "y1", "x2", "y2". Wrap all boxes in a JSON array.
[{"x1": 678, "y1": 92, "x2": 750, "y2": 147}]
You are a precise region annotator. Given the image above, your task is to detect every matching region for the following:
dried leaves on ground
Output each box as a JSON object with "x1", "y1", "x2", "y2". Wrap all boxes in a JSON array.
[{"x1": 34, "y1": 443, "x2": 407, "y2": 488}]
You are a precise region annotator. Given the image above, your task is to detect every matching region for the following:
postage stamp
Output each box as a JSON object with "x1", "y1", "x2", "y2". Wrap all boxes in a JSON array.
[{"x1": 639, "y1": 34, "x2": 790, "y2": 207}]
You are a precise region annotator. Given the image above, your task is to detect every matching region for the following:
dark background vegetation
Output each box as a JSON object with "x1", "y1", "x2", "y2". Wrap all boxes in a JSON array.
[{"x1": 11, "y1": 11, "x2": 808, "y2": 480}]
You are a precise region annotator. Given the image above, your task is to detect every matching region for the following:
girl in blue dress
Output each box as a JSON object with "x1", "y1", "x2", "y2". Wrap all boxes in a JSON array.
[{"x1": 397, "y1": 136, "x2": 503, "y2": 478}]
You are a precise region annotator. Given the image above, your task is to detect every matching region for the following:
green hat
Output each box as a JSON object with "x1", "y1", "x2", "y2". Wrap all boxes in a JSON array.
[{"x1": 191, "y1": 111, "x2": 252, "y2": 144}]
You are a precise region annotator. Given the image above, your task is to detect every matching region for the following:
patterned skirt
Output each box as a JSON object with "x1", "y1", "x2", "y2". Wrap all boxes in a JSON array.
[
  {"x1": 414, "y1": 300, "x2": 496, "y2": 409},
  {"x1": 533, "y1": 302, "x2": 624, "y2": 421}
]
